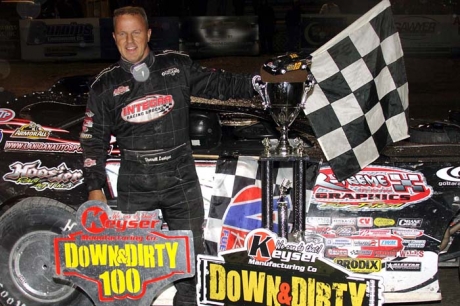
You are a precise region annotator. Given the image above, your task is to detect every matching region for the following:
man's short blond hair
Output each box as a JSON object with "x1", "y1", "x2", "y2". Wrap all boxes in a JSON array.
[{"x1": 113, "y1": 6, "x2": 149, "y2": 29}]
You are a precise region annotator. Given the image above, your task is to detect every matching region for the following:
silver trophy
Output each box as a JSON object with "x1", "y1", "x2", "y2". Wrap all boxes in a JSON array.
[{"x1": 253, "y1": 72, "x2": 315, "y2": 156}]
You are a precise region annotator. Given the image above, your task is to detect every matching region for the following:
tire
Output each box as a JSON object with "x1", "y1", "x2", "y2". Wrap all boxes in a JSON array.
[{"x1": 0, "y1": 197, "x2": 94, "y2": 306}]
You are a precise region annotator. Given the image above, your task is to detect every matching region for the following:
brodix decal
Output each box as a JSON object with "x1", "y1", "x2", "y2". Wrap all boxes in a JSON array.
[
  {"x1": 53, "y1": 201, "x2": 195, "y2": 306},
  {"x1": 312, "y1": 166, "x2": 433, "y2": 211},
  {"x1": 198, "y1": 228, "x2": 384, "y2": 306}
]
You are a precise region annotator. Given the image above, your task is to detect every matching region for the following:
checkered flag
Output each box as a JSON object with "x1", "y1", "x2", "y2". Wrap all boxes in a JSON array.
[{"x1": 305, "y1": 0, "x2": 409, "y2": 181}]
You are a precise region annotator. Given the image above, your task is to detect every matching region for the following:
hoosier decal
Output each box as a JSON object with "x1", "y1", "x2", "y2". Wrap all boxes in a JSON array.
[
  {"x1": 3, "y1": 160, "x2": 83, "y2": 190},
  {"x1": 121, "y1": 95, "x2": 174, "y2": 123},
  {"x1": 312, "y1": 166, "x2": 433, "y2": 211}
]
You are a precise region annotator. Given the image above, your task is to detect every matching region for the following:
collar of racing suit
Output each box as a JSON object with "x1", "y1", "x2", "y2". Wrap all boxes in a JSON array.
[{"x1": 119, "y1": 50, "x2": 156, "y2": 73}]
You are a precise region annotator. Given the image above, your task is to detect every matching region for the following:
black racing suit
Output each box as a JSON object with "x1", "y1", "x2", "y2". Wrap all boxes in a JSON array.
[{"x1": 80, "y1": 50, "x2": 254, "y2": 305}]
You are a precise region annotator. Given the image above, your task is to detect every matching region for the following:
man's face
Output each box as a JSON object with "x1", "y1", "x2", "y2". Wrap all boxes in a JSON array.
[{"x1": 113, "y1": 14, "x2": 151, "y2": 64}]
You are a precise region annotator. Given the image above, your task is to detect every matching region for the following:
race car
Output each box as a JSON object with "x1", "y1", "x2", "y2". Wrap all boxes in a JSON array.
[{"x1": 0, "y1": 73, "x2": 459, "y2": 306}]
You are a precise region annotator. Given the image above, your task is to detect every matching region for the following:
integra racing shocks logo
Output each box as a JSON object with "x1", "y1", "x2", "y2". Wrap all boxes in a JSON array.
[
  {"x1": 312, "y1": 166, "x2": 433, "y2": 211},
  {"x1": 121, "y1": 95, "x2": 174, "y2": 123}
]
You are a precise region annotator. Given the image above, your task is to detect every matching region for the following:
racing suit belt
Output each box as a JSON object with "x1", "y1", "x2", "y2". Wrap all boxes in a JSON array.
[{"x1": 122, "y1": 143, "x2": 188, "y2": 164}]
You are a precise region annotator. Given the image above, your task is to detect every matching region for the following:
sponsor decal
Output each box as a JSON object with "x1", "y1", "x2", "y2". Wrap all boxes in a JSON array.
[
  {"x1": 374, "y1": 218, "x2": 395, "y2": 227},
  {"x1": 379, "y1": 239, "x2": 398, "y2": 247},
  {"x1": 198, "y1": 228, "x2": 384, "y2": 306},
  {"x1": 161, "y1": 68, "x2": 180, "y2": 76},
  {"x1": 392, "y1": 228, "x2": 424, "y2": 238},
  {"x1": 385, "y1": 261, "x2": 421, "y2": 272},
  {"x1": 80, "y1": 132, "x2": 92, "y2": 139},
  {"x1": 403, "y1": 240, "x2": 426, "y2": 249},
  {"x1": 85, "y1": 109, "x2": 94, "y2": 117},
  {"x1": 4, "y1": 140, "x2": 82, "y2": 153},
  {"x1": 397, "y1": 250, "x2": 424, "y2": 257},
  {"x1": 397, "y1": 218, "x2": 423, "y2": 228},
  {"x1": 358, "y1": 229, "x2": 392, "y2": 237},
  {"x1": 353, "y1": 239, "x2": 378, "y2": 247},
  {"x1": 11, "y1": 122, "x2": 50, "y2": 139},
  {"x1": 325, "y1": 248, "x2": 348, "y2": 258},
  {"x1": 313, "y1": 166, "x2": 433, "y2": 211},
  {"x1": 349, "y1": 249, "x2": 373, "y2": 257},
  {"x1": 0, "y1": 108, "x2": 15, "y2": 123},
  {"x1": 113, "y1": 85, "x2": 130, "y2": 96},
  {"x1": 436, "y1": 166, "x2": 460, "y2": 187},
  {"x1": 332, "y1": 218, "x2": 356, "y2": 225},
  {"x1": 83, "y1": 117, "x2": 93, "y2": 128},
  {"x1": 121, "y1": 95, "x2": 174, "y2": 123},
  {"x1": 357, "y1": 217, "x2": 373, "y2": 227},
  {"x1": 335, "y1": 226, "x2": 356, "y2": 236},
  {"x1": 84, "y1": 158, "x2": 97, "y2": 167},
  {"x1": 305, "y1": 225, "x2": 333, "y2": 236},
  {"x1": 334, "y1": 258, "x2": 382, "y2": 273},
  {"x1": 326, "y1": 238, "x2": 352, "y2": 247},
  {"x1": 3, "y1": 160, "x2": 83, "y2": 191},
  {"x1": 373, "y1": 250, "x2": 397, "y2": 258},
  {"x1": 306, "y1": 216, "x2": 331, "y2": 225},
  {"x1": 53, "y1": 202, "x2": 194, "y2": 304}
]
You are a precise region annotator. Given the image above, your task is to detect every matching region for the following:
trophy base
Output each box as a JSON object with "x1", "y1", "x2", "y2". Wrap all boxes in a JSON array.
[{"x1": 261, "y1": 138, "x2": 311, "y2": 158}]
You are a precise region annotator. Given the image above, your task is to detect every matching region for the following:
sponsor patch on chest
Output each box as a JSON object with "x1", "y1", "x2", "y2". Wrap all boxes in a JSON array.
[
  {"x1": 121, "y1": 95, "x2": 174, "y2": 123},
  {"x1": 113, "y1": 85, "x2": 130, "y2": 96}
]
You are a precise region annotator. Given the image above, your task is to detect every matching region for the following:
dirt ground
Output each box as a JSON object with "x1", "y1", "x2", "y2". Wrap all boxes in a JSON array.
[{"x1": 1, "y1": 55, "x2": 459, "y2": 121}]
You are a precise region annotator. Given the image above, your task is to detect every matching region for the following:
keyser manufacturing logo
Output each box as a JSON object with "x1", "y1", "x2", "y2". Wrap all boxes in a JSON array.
[
  {"x1": 80, "y1": 205, "x2": 161, "y2": 234},
  {"x1": 53, "y1": 201, "x2": 195, "y2": 306},
  {"x1": 197, "y1": 228, "x2": 384, "y2": 306},
  {"x1": 312, "y1": 166, "x2": 433, "y2": 210}
]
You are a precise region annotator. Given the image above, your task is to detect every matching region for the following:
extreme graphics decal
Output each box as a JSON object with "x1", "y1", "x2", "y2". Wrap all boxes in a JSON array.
[
  {"x1": 312, "y1": 166, "x2": 433, "y2": 211},
  {"x1": 198, "y1": 228, "x2": 384, "y2": 306},
  {"x1": 2, "y1": 160, "x2": 83, "y2": 191},
  {"x1": 121, "y1": 95, "x2": 174, "y2": 123},
  {"x1": 53, "y1": 201, "x2": 194, "y2": 306}
]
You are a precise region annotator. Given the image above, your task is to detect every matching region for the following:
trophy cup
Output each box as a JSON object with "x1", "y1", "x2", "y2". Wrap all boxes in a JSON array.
[{"x1": 252, "y1": 57, "x2": 315, "y2": 156}]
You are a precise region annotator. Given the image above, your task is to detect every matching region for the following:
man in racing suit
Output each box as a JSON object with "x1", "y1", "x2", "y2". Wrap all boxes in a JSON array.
[{"x1": 80, "y1": 6, "x2": 255, "y2": 305}]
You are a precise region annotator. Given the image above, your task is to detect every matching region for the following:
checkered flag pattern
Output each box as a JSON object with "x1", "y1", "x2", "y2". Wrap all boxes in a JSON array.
[
  {"x1": 157, "y1": 102, "x2": 174, "y2": 116},
  {"x1": 204, "y1": 156, "x2": 292, "y2": 255},
  {"x1": 305, "y1": 0, "x2": 409, "y2": 181}
]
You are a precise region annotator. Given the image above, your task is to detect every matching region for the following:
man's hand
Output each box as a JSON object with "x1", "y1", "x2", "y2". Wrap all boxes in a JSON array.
[{"x1": 88, "y1": 190, "x2": 107, "y2": 203}]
